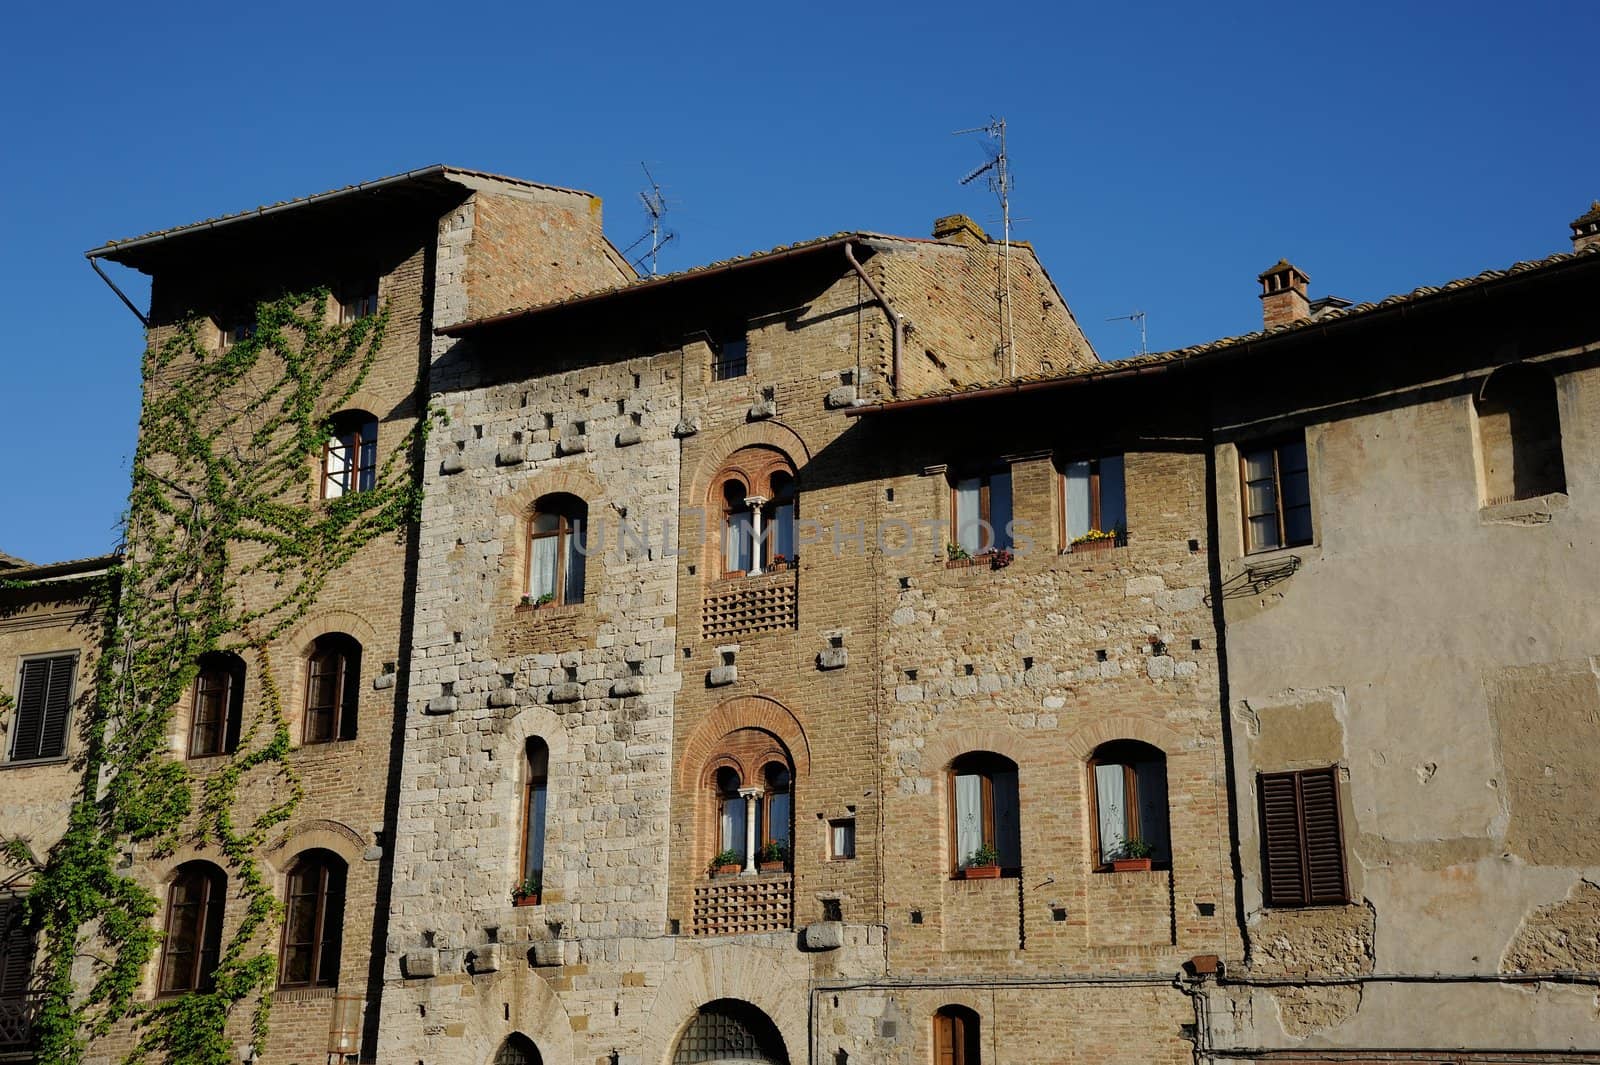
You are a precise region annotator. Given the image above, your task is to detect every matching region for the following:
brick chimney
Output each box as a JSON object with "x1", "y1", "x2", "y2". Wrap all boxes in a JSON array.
[
  {"x1": 1571, "y1": 201, "x2": 1600, "y2": 252},
  {"x1": 1258, "y1": 259, "x2": 1310, "y2": 329},
  {"x1": 932, "y1": 213, "x2": 989, "y2": 246}
]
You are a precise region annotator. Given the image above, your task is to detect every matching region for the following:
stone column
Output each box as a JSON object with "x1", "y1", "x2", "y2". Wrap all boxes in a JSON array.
[
  {"x1": 739, "y1": 787, "x2": 762, "y2": 874},
  {"x1": 744, "y1": 496, "x2": 768, "y2": 575}
]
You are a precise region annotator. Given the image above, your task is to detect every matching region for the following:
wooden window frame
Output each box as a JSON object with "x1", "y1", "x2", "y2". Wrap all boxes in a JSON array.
[
  {"x1": 1058, "y1": 454, "x2": 1128, "y2": 549},
  {"x1": 949, "y1": 465, "x2": 1012, "y2": 556},
  {"x1": 1239, "y1": 434, "x2": 1312, "y2": 554},
  {"x1": 337, "y1": 279, "x2": 380, "y2": 324},
  {"x1": 519, "y1": 740, "x2": 549, "y2": 898},
  {"x1": 1258, "y1": 766, "x2": 1350, "y2": 908},
  {"x1": 711, "y1": 335, "x2": 749, "y2": 381},
  {"x1": 7, "y1": 653, "x2": 76, "y2": 764},
  {"x1": 277, "y1": 853, "x2": 344, "y2": 990},
  {"x1": 828, "y1": 817, "x2": 856, "y2": 861},
  {"x1": 188, "y1": 656, "x2": 243, "y2": 758},
  {"x1": 528, "y1": 498, "x2": 586, "y2": 606},
  {"x1": 320, "y1": 417, "x2": 377, "y2": 500},
  {"x1": 157, "y1": 864, "x2": 224, "y2": 997},
  {"x1": 1086, "y1": 744, "x2": 1170, "y2": 872},
  {"x1": 303, "y1": 637, "x2": 358, "y2": 745},
  {"x1": 945, "y1": 754, "x2": 1020, "y2": 878}
]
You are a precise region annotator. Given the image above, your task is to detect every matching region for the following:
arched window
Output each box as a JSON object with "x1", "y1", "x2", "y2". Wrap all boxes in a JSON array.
[
  {"x1": 948, "y1": 752, "x2": 1021, "y2": 875},
  {"x1": 715, "y1": 766, "x2": 746, "y2": 865},
  {"x1": 158, "y1": 862, "x2": 225, "y2": 995},
  {"x1": 528, "y1": 494, "x2": 587, "y2": 606},
  {"x1": 712, "y1": 447, "x2": 798, "y2": 577},
  {"x1": 304, "y1": 634, "x2": 360, "y2": 744},
  {"x1": 188, "y1": 652, "x2": 245, "y2": 758},
  {"x1": 520, "y1": 739, "x2": 549, "y2": 901},
  {"x1": 933, "y1": 1005, "x2": 981, "y2": 1065},
  {"x1": 672, "y1": 999, "x2": 788, "y2": 1063},
  {"x1": 1088, "y1": 740, "x2": 1171, "y2": 869},
  {"x1": 761, "y1": 762, "x2": 792, "y2": 862},
  {"x1": 493, "y1": 1033, "x2": 544, "y2": 1065},
  {"x1": 322, "y1": 412, "x2": 378, "y2": 499},
  {"x1": 1476, "y1": 364, "x2": 1566, "y2": 504},
  {"x1": 279, "y1": 850, "x2": 346, "y2": 989}
]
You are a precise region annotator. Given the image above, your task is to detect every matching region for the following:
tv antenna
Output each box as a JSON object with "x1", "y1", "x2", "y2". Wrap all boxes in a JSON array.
[
  {"x1": 1106, "y1": 310, "x2": 1148, "y2": 357},
  {"x1": 954, "y1": 116, "x2": 1016, "y2": 376},
  {"x1": 622, "y1": 163, "x2": 677, "y2": 276}
]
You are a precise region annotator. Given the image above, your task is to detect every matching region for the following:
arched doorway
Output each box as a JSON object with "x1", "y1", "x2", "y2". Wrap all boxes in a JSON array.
[
  {"x1": 493, "y1": 1032, "x2": 543, "y2": 1065},
  {"x1": 672, "y1": 999, "x2": 788, "y2": 1063}
]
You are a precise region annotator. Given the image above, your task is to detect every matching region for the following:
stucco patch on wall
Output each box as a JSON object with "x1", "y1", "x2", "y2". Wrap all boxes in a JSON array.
[
  {"x1": 1486, "y1": 659, "x2": 1600, "y2": 866},
  {"x1": 1502, "y1": 877, "x2": 1600, "y2": 974}
]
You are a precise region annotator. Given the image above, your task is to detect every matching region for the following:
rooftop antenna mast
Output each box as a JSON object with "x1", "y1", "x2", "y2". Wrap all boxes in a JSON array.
[
  {"x1": 627, "y1": 163, "x2": 677, "y2": 277},
  {"x1": 1106, "y1": 310, "x2": 1148, "y2": 357},
  {"x1": 954, "y1": 116, "x2": 1015, "y2": 376}
]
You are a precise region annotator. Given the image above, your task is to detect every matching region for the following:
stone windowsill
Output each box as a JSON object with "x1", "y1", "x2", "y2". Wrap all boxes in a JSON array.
[
  {"x1": 514, "y1": 600, "x2": 586, "y2": 617},
  {"x1": 1479, "y1": 491, "x2": 1568, "y2": 526},
  {"x1": 0, "y1": 755, "x2": 71, "y2": 772},
  {"x1": 274, "y1": 985, "x2": 338, "y2": 1003}
]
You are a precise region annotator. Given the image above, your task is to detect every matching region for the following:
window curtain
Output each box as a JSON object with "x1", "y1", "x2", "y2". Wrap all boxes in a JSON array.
[
  {"x1": 954, "y1": 478, "x2": 983, "y2": 555},
  {"x1": 529, "y1": 518, "x2": 559, "y2": 600},
  {"x1": 1134, "y1": 760, "x2": 1170, "y2": 862},
  {"x1": 524, "y1": 781, "x2": 547, "y2": 879},
  {"x1": 562, "y1": 515, "x2": 586, "y2": 603},
  {"x1": 724, "y1": 511, "x2": 754, "y2": 572},
  {"x1": 770, "y1": 501, "x2": 795, "y2": 560},
  {"x1": 1064, "y1": 460, "x2": 1091, "y2": 540},
  {"x1": 992, "y1": 769, "x2": 1021, "y2": 867},
  {"x1": 953, "y1": 773, "x2": 984, "y2": 866},
  {"x1": 720, "y1": 797, "x2": 747, "y2": 859},
  {"x1": 1096, "y1": 762, "x2": 1129, "y2": 863}
]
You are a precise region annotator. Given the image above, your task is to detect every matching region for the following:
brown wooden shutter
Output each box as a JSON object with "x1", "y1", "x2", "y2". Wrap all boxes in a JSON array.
[
  {"x1": 1259, "y1": 771, "x2": 1308, "y2": 906},
  {"x1": 1259, "y1": 767, "x2": 1348, "y2": 907},
  {"x1": 0, "y1": 898, "x2": 34, "y2": 998},
  {"x1": 1300, "y1": 767, "x2": 1349, "y2": 904}
]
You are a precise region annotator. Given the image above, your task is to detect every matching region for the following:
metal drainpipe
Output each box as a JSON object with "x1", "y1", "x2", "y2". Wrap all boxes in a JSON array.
[{"x1": 844, "y1": 241, "x2": 904, "y2": 396}]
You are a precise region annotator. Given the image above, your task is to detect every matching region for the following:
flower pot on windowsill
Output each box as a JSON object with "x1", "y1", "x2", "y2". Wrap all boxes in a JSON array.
[
  {"x1": 713, "y1": 863, "x2": 742, "y2": 877},
  {"x1": 513, "y1": 894, "x2": 541, "y2": 907},
  {"x1": 1070, "y1": 533, "x2": 1127, "y2": 554},
  {"x1": 758, "y1": 860, "x2": 786, "y2": 873},
  {"x1": 961, "y1": 864, "x2": 1002, "y2": 880},
  {"x1": 1111, "y1": 857, "x2": 1153, "y2": 872}
]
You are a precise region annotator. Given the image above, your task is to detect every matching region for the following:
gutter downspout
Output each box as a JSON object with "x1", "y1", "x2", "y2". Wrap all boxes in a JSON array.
[{"x1": 844, "y1": 241, "x2": 904, "y2": 397}]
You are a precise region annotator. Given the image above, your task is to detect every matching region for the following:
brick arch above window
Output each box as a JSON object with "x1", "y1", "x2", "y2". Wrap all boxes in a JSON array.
[
  {"x1": 919, "y1": 726, "x2": 1028, "y2": 777},
  {"x1": 262, "y1": 818, "x2": 368, "y2": 875},
  {"x1": 679, "y1": 695, "x2": 811, "y2": 790},
  {"x1": 1061, "y1": 716, "x2": 1183, "y2": 762},
  {"x1": 686, "y1": 421, "x2": 812, "y2": 506},
  {"x1": 280, "y1": 608, "x2": 381, "y2": 664},
  {"x1": 501, "y1": 469, "x2": 606, "y2": 524}
]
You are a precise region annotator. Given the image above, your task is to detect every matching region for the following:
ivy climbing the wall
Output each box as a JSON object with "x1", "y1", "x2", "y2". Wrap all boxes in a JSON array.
[{"x1": 24, "y1": 291, "x2": 424, "y2": 1064}]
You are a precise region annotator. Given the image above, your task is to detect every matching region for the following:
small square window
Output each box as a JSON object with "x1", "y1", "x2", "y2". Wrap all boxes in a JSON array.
[
  {"x1": 339, "y1": 280, "x2": 380, "y2": 323},
  {"x1": 712, "y1": 336, "x2": 748, "y2": 381},
  {"x1": 829, "y1": 818, "x2": 856, "y2": 860},
  {"x1": 220, "y1": 320, "x2": 255, "y2": 350}
]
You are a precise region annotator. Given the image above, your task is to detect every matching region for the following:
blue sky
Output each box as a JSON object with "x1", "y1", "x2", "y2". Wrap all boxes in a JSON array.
[{"x1": 3, "y1": 0, "x2": 1596, "y2": 562}]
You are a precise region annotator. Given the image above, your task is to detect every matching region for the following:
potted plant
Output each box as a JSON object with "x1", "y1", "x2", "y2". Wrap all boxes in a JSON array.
[
  {"x1": 962, "y1": 843, "x2": 1002, "y2": 879},
  {"x1": 946, "y1": 542, "x2": 972, "y2": 566},
  {"x1": 769, "y1": 553, "x2": 792, "y2": 572},
  {"x1": 512, "y1": 873, "x2": 542, "y2": 906},
  {"x1": 1111, "y1": 838, "x2": 1155, "y2": 872},
  {"x1": 1070, "y1": 525, "x2": 1127, "y2": 553},
  {"x1": 708, "y1": 849, "x2": 742, "y2": 877},
  {"x1": 757, "y1": 839, "x2": 788, "y2": 873},
  {"x1": 989, "y1": 548, "x2": 1014, "y2": 570},
  {"x1": 520, "y1": 592, "x2": 556, "y2": 608}
]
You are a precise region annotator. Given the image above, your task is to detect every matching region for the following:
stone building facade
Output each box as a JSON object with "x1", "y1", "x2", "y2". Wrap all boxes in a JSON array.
[{"x1": 3, "y1": 167, "x2": 1597, "y2": 1065}]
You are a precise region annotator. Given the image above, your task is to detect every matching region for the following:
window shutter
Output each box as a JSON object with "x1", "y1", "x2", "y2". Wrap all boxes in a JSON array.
[
  {"x1": 10, "y1": 656, "x2": 73, "y2": 762},
  {"x1": 1259, "y1": 771, "x2": 1308, "y2": 907},
  {"x1": 1300, "y1": 767, "x2": 1349, "y2": 904},
  {"x1": 1260, "y1": 768, "x2": 1348, "y2": 907},
  {"x1": 0, "y1": 898, "x2": 33, "y2": 998}
]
